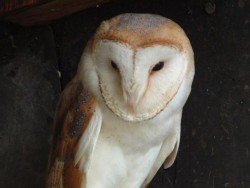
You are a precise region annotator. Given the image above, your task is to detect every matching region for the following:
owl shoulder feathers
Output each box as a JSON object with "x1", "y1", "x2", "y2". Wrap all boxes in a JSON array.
[{"x1": 47, "y1": 76, "x2": 102, "y2": 188}]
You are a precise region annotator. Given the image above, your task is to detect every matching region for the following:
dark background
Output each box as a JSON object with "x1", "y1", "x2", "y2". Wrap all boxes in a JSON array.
[{"x1": 0, "y1": 0, "x2": 249, "y2": 187}]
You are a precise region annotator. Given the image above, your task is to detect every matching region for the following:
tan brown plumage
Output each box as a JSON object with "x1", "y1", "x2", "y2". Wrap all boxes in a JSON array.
[{"x1": 47, "y1": 76, "x2": 96, "y2": 188}]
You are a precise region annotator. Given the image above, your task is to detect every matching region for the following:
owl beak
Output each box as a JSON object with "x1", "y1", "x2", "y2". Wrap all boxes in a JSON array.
[
  {"x1": 127, "y1": 95, "x2": 139, "y2": 111},
  {"x1": 123, "y1": 85, "x2": 141, "y2": 111}
]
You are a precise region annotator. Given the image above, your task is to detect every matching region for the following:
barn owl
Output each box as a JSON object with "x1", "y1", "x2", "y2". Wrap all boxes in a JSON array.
[{"x1": 47, "y1": 13, "x2": 194, "y2": 188}]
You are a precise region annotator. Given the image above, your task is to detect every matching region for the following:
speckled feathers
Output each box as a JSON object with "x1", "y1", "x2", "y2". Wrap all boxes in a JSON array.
[{"x1": 92, "y1": 14, "x2": 192, "y2": 52}]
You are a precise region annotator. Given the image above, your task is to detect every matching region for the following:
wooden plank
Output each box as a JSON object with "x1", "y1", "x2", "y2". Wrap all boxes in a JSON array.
[
  {"x1": 1, "y1": 0, "x2": 110, "y2": 26},
  {"x1": 0, "y1": 0, "x2": 48, "y2": 16}
]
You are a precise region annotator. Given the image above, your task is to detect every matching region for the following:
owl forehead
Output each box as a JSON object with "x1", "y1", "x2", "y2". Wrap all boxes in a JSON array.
[
  {"x1": 93, "y1": 13, "x2": 187, "y2": 50},
  {"x1": 107, "y1": 13, "x2": 167, "y2": 35}
]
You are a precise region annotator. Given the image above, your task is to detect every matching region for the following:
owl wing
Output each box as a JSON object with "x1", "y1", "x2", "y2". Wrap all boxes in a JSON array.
[
  {"x1": 142, "y1": 115, "x2": 181, "y2": 187},
  {"x1": 142, "y1": 135, "x2": 180, "y2": 187},
  {"x1": 47, "y1": 76, "x2": 102, "y2": 188},
  {"x1": 163, "y1": 133, "x2": 180, "y2": 169}
]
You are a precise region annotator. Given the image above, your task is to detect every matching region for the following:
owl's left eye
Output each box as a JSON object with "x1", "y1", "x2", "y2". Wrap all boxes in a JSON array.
[
  {"x1": 152, "y1": 61, "x2": 164, "y2": 71},
  {"x1": 111, "y1": 61, "x2": 119, "y2": 71}
]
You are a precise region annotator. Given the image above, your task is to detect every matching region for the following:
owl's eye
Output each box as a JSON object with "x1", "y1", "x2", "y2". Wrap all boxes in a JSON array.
[
  {"x1": 152, "y1": 61, "x2": 164, "y2": 71},
  {"x1": 111, "y1": 61, "x2": 119, "y2": 71}
]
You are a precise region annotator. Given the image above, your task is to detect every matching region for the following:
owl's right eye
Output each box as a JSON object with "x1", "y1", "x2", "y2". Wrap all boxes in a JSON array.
[
  {"x1": 111, "y1": 61, "x2": 119, "y2": 71},
  {"x1": 152, "y1": 61, "x2": 164, "y2": 72}
]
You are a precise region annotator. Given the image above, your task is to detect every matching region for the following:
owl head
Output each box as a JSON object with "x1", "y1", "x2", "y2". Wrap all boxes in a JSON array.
[{"x1": 79, "y1": 13, "x2": 194, "y2": 122}]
